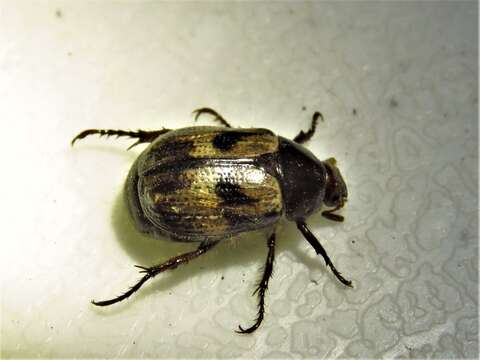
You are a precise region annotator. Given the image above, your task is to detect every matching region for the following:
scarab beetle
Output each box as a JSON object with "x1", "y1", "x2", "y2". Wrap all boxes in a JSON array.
[{"x1": 72, "y1": 108, "x2": 351, "y2": 334}]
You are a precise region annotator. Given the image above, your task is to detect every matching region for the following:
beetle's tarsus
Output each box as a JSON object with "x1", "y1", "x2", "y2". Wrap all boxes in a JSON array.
[
  {"x1": 235, "y1": 323, "x2": 258, "y2": 334},
  {"x1": 71, "y1": 128, "x2": 171, "y2": 147},
  {"x1": 71, "y1": 129, "x2": 101, "y2": 146},
  {"x1": 192, "y1": 107, "x2": 232, "y2": 128},
  {"x1": 293, "y1": 111, "x2": 322, "y2": 144},
  {"x1": 237, "y1": 232, "x2": 276, "y2": 334},
  {"x1": 296, "y1": 221, "x2": 352, "y2": 287},
  {"x1": 91, "y1": 241, "x2": 218, "y2": 307},
  {"x1": 91, "y1": 273, "x2": 151, "y2": 306},
  {"x1": 127, "y1": 140, "x2": 141, "y2": 150},
  {"x1": 334, "y1": 270, "x2": 353, "y2": 287}
]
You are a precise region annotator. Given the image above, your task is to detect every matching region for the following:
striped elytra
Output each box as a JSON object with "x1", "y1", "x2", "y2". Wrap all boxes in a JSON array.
[{"x1": 129, "y1": 126, "x2": 283, "y2": 242}]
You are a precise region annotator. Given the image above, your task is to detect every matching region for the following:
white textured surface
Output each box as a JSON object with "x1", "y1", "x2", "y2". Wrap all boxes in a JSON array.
[{"x1": 1, "y1": 1, "x2": 478, "y2": 358}]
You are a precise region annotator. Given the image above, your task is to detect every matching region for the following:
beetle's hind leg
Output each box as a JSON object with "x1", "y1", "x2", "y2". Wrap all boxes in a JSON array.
[
  {"x1": 192, "y1": 107, "x2": 232, "y2": 128},
  {"x1": 91, "y1": 241, "x2": 218, "y2": 307},
  {"x1": 71, "y1": 128, "x2": 171, "y2": 150},
  {"x1": 236, "y1": 232, "x2": 276, "y2": 334},
  {"x1": 296, "y1": 221, "x2": 352, "y2": 287},
  {"x1": 293, "y1": 111, "x2": 323, "y2": 144}
]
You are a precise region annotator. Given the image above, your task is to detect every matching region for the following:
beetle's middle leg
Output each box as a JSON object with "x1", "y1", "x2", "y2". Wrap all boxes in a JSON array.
[
  {"x1": 237, "y1": 232, "x2": 276, "y2": 334},
  {"x1": 293, "y1": 111, "x2": 323, "y2": 144},
  {"x1": 192, "y1": 107, "x2": 232, "y2": 128},
  {"x1": 91, "y1": 240, "x2": 218, "y2": 307},
  {"x1": 296, "y1": 221, "x2": 352, "y2": 287},
  {"x1": 71, "y1": 128, "x2": 171, "y2": 149}
]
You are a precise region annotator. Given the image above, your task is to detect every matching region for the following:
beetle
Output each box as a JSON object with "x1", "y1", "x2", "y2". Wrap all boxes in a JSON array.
[{"x1": 71, "y1": 107, "x2": 351, "y2": 334}]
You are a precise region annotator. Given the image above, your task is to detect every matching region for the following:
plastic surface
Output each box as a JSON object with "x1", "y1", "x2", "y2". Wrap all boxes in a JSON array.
[{"x1": 1, "y1": 2, "x2": 477, "y2": 358}]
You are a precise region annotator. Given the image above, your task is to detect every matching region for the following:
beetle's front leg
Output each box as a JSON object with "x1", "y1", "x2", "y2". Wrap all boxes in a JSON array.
[
  {"x1": 296, "y1": 221, "x2": 352, "y2": 287},
  {"x1": 321, "y1": 199, "x2": 346, "y2": 222},
  {"x1": 293, "y1": 111, "x2": 323, "y2": 144},
  {"x1": 91, "y1": 240, "x2": 218, "y2": 306},
  {"x1": 192, "y1": 107, "x2": 232, "y2": 128},
  {"x1": 71, "y1": 128, "x2": 171, "y2": 150},
  {"x1": 322, "y1": 209, "x2": 344, "y2": 222},
  {"x1": 236, "y1": 232, "x2": 276, "y2": 334}
]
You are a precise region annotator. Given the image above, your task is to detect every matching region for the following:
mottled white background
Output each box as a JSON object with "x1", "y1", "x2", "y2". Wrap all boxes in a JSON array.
[{"x1": 0, "y1": 1, "x2": 477, "y2": 358}]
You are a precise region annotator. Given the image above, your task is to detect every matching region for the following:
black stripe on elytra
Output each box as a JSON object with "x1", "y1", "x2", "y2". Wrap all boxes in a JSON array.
[
  {"x1": 152, "y1": 139, "x2": 195, "y2": 158},
  {"x1": 142, "y1": 140, "x2": 195, "y2": 177},
  {"x1": 148, "y1": 178, "x2": 192, "y2": 194},
  {"x1": 215, "y1": 181, "x2": 258, "y2": 206},
  {"x1": 212, "y1": 131, "x2": 256, "y2": 151},
  {"x1": 222, "y1": 208, "x2": 281, "y2": 228},
  {"x1": 222, "y1": 211, "x2": 258, "y2": 227}
]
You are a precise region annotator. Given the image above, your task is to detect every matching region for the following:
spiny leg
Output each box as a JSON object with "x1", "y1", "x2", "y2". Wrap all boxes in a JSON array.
[
  {"x1": 71, "y1": 128, "x2": 171, "y2": 150},
  {"x1": 296, "y1": 221, "x2": 352, "y2": 287},
  {"x1": 293, "y1": 111, "x2": 323, "y2": 144},
  {"x1": 237, "y1": 232, "x2": 276, "y2": 334},
  {"x1": 192, "y1": 107, "x2": 232, "y2": 128},
  {"x1": 92, "y1": 241, "x2": 218, "y2": 307}
]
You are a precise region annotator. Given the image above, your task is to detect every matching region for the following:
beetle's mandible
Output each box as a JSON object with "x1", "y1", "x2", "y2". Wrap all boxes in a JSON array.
[{"x1": 72, "y1": 107, "x2": 352, "y2": 334}]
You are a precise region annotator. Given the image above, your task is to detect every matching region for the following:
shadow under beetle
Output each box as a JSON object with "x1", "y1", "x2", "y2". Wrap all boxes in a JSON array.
[{"x1": 72, "y1": 108, "x2": 352, "y2": 334}]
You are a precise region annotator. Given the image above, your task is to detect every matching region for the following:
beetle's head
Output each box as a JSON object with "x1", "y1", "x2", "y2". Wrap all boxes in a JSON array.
[{"x1": 321, "y1": 157, "x2": 348, "y2": 208}]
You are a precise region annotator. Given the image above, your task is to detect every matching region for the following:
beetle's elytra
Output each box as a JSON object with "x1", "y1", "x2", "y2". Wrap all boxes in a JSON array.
[{"x1": 72, "y1": 107, "x2": 351, "y2": 334}]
